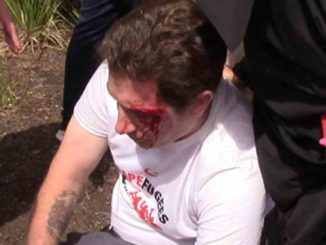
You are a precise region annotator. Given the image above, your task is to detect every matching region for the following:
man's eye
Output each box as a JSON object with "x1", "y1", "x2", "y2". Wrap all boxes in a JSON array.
[{"x1": 134, "y1": 112, "x2": 153, "y2": 121}]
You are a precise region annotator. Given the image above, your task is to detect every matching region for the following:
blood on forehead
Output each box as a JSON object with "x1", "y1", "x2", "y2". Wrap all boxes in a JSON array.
[{"x1": 129, "y1": 106, "x2": 164, "y2": 115}]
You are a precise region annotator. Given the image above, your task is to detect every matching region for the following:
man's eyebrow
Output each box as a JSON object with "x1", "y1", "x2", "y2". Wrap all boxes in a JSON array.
[{"x1": 119, "y1": 105, "x2": 148, "y2": 114}]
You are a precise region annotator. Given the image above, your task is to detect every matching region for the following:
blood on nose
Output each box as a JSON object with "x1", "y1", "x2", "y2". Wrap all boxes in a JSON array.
[{"x1": 115, "y1": 113, "x2": 135, "y2": 134}]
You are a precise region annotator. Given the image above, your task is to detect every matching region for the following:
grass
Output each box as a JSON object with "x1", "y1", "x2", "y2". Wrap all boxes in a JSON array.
[
  {"x1": 4, "y1": 0, "x2": 74, "y2": 53},
  {"x1": 0, "y1": 71, "x2": 15, "y2": 108}
]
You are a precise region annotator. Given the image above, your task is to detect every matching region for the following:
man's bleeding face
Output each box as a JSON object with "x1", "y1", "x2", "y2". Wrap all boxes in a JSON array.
[
  {"x1": 108, "y1": 75, "x2": 182, "y2": 149},
  {"x1": 117, "y1": 104, "x2": 172, "y2": 149}
]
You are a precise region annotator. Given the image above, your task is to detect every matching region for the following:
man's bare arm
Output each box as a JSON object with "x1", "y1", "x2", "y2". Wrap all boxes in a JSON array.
[
  {"x1": 46, "y1": 190, "x2": 78, "y2": 239},
  {"x1": 27, "y1": 117, "x2": 108, "y2": 245}
]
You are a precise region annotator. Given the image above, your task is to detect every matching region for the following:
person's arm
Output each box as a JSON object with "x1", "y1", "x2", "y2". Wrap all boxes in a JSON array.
[
  {"x1": 0, "y1": 0, "x2": 21, "y2": 53},
  {"x1": 27, "y1": 117, "x2": 108, "y2": 245}
]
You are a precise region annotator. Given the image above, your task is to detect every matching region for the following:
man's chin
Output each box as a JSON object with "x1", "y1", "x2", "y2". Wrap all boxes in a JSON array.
[{"x1": 132, "y1": 138, "x2": 155, "y2": 149}]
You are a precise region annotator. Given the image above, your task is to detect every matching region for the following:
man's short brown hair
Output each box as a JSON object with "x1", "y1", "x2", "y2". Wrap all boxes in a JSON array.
[{"x1": 101, "y1": 0, "x2": 226, "y2": 112}]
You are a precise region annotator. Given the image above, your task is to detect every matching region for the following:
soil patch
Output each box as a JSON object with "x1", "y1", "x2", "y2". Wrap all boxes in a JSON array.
[{"x1": 0, "y1": 50, "x2": 118, "y2": 244}]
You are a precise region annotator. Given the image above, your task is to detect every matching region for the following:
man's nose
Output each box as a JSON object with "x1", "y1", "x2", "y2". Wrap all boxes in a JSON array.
[{"x1": 115, "y1": 110, "x2": 136, "y2": 134}]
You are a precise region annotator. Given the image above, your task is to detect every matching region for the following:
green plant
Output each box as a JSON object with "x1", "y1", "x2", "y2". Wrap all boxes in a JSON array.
[
  {"x1": 4, "y1": 0, "x2": 73, "y2": 52},
  {"x1": 0, "y1": 72, "x2": 15, "y2": 108}
]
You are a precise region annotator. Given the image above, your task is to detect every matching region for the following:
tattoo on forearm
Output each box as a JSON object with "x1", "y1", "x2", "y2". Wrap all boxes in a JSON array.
[{"x1": 47, "y1": 190, "x2": 78, "y2": 239}]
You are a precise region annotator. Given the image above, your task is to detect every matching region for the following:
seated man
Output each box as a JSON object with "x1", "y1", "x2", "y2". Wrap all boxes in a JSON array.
[{"x1": 27, "y1": 0, "x2": 267, "y2": 244}]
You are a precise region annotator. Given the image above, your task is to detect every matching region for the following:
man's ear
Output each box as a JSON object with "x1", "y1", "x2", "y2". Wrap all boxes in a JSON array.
[{"x1": 191, "y1": 90, "x2": 214, "y2": 117}]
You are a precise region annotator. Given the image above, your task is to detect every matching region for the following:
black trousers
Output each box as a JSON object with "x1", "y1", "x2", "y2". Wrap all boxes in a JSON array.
[
  {"x1": 261, "y1": 191, "x2": 326, "y2": 245},
  {"x1": 61, "y1": 230, "x2": 134, "y2": 245},
  {"x1": 251, "y1": 76, "x2": 326, "y2": 245},
  {"x1": 61, "y1": 0, "x2": 142, "y2": 129}
]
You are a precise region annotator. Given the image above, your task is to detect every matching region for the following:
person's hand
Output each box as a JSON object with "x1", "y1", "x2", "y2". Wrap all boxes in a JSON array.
[
  {"x1": 223, "y1": 65, "x2": 242, "y2": 87},
  {"x1": 0, "y1": 0, "x2": 21, "y2": 54}
]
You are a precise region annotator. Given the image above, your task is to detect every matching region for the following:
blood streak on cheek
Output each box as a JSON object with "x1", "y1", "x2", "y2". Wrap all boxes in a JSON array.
[{"x1": 131, "y1": 107, "x2": 163, "y2": 136}]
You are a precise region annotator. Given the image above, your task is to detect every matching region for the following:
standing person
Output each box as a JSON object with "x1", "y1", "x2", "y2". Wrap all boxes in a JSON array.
[
  {"x1": 0, "y1": 0, "x2": 21, "y2": 54},
  {"x1": 199, "y1": 0, "x2": 326, "y2": 244},
  {"x1": 57, "y1": 0, "x2": 142, "y2": 141},
  {"x1": 27, "y1": 1, "x2": 267, "y2": 244}
]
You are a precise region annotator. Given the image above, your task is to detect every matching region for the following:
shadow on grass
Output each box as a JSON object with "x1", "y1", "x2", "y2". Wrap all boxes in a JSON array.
[{"x1": 0, "y1": 123, "x2": 112, "y2": 227}]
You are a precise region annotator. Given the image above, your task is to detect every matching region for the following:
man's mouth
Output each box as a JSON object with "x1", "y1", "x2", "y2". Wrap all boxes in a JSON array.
[{"x1": 128, "y1": 135, "x2": 145, "y2": 143}]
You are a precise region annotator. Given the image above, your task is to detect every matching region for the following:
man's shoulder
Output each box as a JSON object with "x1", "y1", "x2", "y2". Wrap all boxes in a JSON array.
[
  {"x1": 200, "y1": 125, "x2": 256, "y2": 169},
  {"x1": 193, "y1": 123, "x2": 259, "y2": 192},
  {"x1": 196, "y1": 81, "x2": 257, "y2": 172},
  {"x1": 205, "y1": 81, "x2": 255, "y2": 153},
  {"x1": 86, "y1": 61, "x2": 116, "y2": 108},
  {"x1": 73, "y1": 61, "x2": 116, "y2": 137}
]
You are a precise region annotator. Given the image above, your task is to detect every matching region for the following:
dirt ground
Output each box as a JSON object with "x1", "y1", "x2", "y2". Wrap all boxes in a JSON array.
[{"x1": 0, "y1": 50, "x2": 118, "y2": 245}]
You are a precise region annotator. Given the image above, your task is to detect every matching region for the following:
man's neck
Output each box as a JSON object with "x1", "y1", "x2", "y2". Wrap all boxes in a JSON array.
[{"x1": 176, "y1": 105, "x2": 211, "y2": 142}]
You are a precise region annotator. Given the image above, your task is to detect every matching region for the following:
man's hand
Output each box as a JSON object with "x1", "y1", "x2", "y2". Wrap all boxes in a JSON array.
[{"x1": 0, "y1": 0, "x2": 21, "y2": 54}]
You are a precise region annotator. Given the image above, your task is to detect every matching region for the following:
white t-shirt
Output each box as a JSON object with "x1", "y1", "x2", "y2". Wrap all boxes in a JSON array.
[{"x1": 74, "y1": 62, "x2": 267, "y2": 245}]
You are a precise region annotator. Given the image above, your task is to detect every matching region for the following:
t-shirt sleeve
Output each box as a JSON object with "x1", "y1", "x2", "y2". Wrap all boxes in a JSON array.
[
  {"x1": 74, "y1": 62, "x2": 110, "y2": 138},
  {"x1": 194, "y1": 158, "x2": 266, "y2": 245}
]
